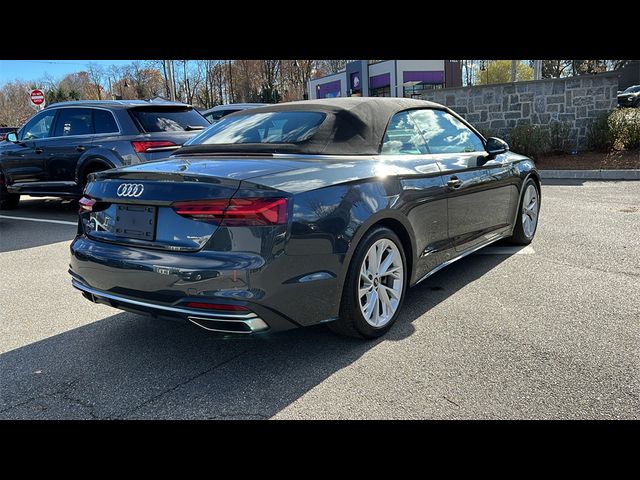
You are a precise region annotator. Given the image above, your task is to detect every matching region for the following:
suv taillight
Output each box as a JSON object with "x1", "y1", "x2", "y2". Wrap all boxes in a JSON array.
[
  {"x1": 132, "y1": 141, "x2": 178, "y2": 153},
  {"x1": 172, "y1": 198, "x2": 288, "y2": 226}
]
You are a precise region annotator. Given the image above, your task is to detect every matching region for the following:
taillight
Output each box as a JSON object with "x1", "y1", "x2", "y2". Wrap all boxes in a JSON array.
[
  {"x1": 183, "y1": 302, "x2": 249, "y2": 312},
  {"x1": 172, "y1": 198, "x2": 288, "y2": 226},
  {"x1": 132, "y1": 140, "x2": 178, "y2": 153},
  {"x1": 79, "y1": 196, "x2": 96, "y2": 213}
]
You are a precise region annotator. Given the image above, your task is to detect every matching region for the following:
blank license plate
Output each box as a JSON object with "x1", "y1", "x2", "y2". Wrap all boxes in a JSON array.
[{"x1": 114, "y1": 205, "x2": 157, "y2": 240}]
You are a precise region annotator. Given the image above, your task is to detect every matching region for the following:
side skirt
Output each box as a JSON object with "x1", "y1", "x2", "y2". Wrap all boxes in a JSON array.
[{"x1": 412, "y1": 233, "x2": 509, "y2": 287}]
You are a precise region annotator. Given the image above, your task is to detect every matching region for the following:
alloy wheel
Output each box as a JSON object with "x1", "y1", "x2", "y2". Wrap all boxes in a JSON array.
[
  {"x1": 358, "y1": 238, "x2": 404, "y2": 327},
  {"x1": 521, "y1": 184, "x2": 539, "y2": 238}
]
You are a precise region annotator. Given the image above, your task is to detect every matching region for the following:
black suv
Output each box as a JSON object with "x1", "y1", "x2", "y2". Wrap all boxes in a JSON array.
[{"x1": 0, "y1": 100, "x2": 209, "y2": 209}]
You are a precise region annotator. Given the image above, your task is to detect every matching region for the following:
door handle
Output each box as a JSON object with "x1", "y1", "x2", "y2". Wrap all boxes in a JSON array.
[
  {"x1": 447, "y1": 176, "x2": 463, "y2": 189},
  {"x1": 76, "y1": 145, "x2": 86, "y2": 152},
  {"x1": 34, "y1": 148, "x2": 44, "y2": 154}
]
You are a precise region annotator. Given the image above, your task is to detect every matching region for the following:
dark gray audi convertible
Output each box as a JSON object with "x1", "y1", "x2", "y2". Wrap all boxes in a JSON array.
[{"x1": 69, "y1": 97, "x2": 540, "y2": 338}]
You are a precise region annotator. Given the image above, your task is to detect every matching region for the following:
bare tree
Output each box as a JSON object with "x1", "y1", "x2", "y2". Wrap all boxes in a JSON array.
[
  {"x1": 282, "y1": 60, "x2": 315, "y2": 100},
  {"x1": 258, "y1": 59, "x2": 281, "y2": 103},
  {"x1": 86, "y1": 63, "x2": 105, "y2": 100},
  {"x1": 0, "y1": 81, "x2": 36, "y2": 126},
  {"x1": 317, "y1": 60, "x2": 353, "y2": 75},
  {"x1": 542, "y1": 60, "x2": 572, "y2": 78},
  {"x1": 226, "y1": 60, "x2": 235, "y2": 103}
]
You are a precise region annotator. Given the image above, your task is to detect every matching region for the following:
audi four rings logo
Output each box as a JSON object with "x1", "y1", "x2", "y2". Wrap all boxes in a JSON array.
[{"x1": 116, "y1": 183, "x2": 144, "y2": 197}]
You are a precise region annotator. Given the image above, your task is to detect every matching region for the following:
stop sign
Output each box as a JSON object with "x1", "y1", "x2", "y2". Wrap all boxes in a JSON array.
[{"x1": 30, "y1": 89, "x2": 45, "y2": 106}]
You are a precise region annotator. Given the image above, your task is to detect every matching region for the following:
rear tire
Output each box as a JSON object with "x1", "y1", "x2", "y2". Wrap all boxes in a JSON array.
[
  {"x1": 0, "y1": 181, "x2": 20, "y2": 210},
  {"x1": 81, "y1": 162, "x2": 109, "y2": 191},
  {"x1": 329, "y1": 227, "x2": 407, "y2": 339},
  {"x1": 506, "y1": 178, "x2": 540, "y2": 245}
]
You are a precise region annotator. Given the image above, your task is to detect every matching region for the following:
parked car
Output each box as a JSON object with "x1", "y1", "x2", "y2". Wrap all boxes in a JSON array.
[
  {"x1": 0, "y1": 127, "x2": 18, "y2": 142},
  {"x1": 69, "y1": 97, "x2": 540, "y2": 339},
  {"x1": 201, "y1": 103, "x2": 268, "y2": 124},
  {"x1": 0, "y1": 100, "x2": 209, "y2": 209},
  {"x1": 617, "y1": 85, "x2": 640, "y2": 107}
]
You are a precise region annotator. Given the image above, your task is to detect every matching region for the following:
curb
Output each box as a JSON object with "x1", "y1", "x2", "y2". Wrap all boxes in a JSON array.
[{"x1": 539, "y1": 169, "x2": 640, "y2": 180}]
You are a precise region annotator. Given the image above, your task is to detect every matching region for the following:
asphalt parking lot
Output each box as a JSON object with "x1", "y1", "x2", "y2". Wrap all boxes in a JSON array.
[{"x1": 0, "y1": 181, "x2": 638, "y2": 419}]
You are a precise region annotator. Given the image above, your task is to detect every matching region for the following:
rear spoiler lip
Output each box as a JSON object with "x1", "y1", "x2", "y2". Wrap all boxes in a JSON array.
[{"x1": 91, "y1": 169, "x2": 241, "y2": 187}]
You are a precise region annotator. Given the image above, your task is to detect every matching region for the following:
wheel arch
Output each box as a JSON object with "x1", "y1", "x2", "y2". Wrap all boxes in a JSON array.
[
  {"x1": 336, "y1": 211, "x2": 417, "y2": 297},
  {"x1": 75, "y1": 148, "x2": 123, "y2": 186}
]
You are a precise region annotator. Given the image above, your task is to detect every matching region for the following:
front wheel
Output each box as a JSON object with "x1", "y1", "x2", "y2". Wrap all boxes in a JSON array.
[
  {"x1": 330, "y1": 227, "x2": 407, "y2": 339},
  {"x1": 506, "y1": 178, "x2": 540, "y2": 245}
]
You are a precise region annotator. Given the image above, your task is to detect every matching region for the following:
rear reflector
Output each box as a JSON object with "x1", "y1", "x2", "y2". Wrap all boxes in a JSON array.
[
  {"x1": 132, "y1": 140, "x2": 178, "y2": 153},
  {"x1": 172, "y1": 198, "x2": 288, "y2": 226},
  {"x1": 79, "y1": 196, "x2": 96, "y2": 213},
  {"x1": 183, "y1": 302, "x2": 249, "y2": 312}
]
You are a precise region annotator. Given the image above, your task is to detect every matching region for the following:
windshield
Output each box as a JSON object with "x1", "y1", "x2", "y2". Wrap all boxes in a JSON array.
[
  {"x1": 623, "y1": 86, "x2": 640, "y2": 93},
  {"x1": 185, "y1": 111, "x2": 326, "y2": 145},
  {"x1": 129, "y1": 107, "x2": 209, "y2": 132}
]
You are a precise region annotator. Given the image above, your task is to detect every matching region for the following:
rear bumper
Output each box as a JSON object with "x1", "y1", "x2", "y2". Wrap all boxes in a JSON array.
[
  {"x1": 71, "y1": 278, "x2": 270, "y2": 333},
  {"x1": 69, "y1": 234, "x2": 342, "y2": 332}
]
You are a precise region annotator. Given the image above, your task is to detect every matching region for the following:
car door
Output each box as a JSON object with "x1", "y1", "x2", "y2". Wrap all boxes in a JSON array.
[
  {"x1": 0, "y1": 109, "x2": 57, "y2": 185},
  {"x1": 380, "y1": 110, "x2": 450, "y2": 281},
  {"x1": 410, "y1": 108, "x2": 512, "y2": 253},
  {"x1": 44, "y1": 107, "x2": 95, "y2": 184}
]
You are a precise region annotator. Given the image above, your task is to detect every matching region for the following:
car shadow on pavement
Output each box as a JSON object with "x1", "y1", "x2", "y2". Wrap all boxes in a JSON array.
[{"x1": 0, "y1": 252, "x2": 513, "y2": 420}]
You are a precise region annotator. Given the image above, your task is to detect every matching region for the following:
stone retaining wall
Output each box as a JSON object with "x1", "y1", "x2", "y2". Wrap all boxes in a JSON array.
[{"x1": 420, "y1": 73, "x2": 619, "y2": 149}]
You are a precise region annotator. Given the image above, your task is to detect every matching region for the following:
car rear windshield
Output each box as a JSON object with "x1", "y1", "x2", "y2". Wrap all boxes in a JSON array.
[
  {"x1": 129, "y1": 107, "x2": 209, "y2": 133},
  {"x1": 185, "y1": 111, "x2": 326, "y2": 145}
]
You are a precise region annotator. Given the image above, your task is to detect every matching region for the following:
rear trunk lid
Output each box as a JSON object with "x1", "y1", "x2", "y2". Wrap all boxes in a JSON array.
[{"x1": 81, "y1": 156, "x2": 297, "y2": 251}]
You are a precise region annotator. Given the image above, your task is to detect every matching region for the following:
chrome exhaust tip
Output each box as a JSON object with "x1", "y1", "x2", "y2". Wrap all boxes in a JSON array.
[{"x1": 187, "y1": 316, "x2": 269, "y2": 334}]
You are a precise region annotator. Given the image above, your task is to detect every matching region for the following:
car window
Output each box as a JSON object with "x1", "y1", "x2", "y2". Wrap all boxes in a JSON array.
[
  {"x1": 381, "y1": 111, "x2": 429, "y2": 154},
  {"x1": 20, "y1": 111, "x2": 57, "y2": 140},
  {"x1": 410, "y1": 109, "x2": 484, "y2": 154},
  {"x1": 623, "y1": 86, "x2": 640, "y2": 93},
  {"x1": 129, "y1": 107, "x2": 209, "y2": 132},
  {"x1": 93, "y1": 109, "x2": 119, "y2": 134},
  {"x1": 186, "y1": 111, "x2": 325, "y2": 145},
  {"x1": 53, "y1": 108, "x2": 94, "y2": 137},
  {"x1": 204, "y1": 111, "x2": 226, "y2": 123}
]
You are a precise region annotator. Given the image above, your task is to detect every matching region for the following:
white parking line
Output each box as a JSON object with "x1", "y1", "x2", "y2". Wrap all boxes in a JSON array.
[
  {"x1": 0, "y1": 215, "x2": 77, "y2": 226},
  {"x1": 475, "y1": 245, "x2": 535, "y2": 255}
]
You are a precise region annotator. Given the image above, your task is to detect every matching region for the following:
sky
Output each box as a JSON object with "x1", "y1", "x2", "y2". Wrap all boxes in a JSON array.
[{"x1": 0, "y1": 60, "x2": 139, "y2": 86}]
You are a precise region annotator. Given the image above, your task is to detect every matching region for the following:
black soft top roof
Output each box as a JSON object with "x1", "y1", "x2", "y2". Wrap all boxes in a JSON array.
[{"x1": 178, "y1": 97, "x2": 447, "y2": 156}]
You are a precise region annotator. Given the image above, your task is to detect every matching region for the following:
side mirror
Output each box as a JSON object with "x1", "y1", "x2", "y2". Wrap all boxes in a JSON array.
[
  {"x1": 485, "y1": 137, "x2": 509, "y2": 156},
  {"x1": 5, "y1": 132, "x2": 18, "y2": 143}
]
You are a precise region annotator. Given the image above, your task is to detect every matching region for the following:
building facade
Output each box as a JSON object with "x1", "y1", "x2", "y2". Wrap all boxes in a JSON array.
[{"x1": 308, "y1": 60, "x2": 462, "y2": 100}]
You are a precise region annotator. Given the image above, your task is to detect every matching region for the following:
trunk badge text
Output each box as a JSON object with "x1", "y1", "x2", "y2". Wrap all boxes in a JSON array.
[{"x1": 116, "y1": 183, "x2": 144, "y2": 198}]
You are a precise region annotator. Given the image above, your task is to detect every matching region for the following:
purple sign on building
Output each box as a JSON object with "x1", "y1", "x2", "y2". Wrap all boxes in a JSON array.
[
  {"x1": 403, "y1": 71, "x2": 445, "y2": 85},
  {"x1": 316, "y1": 80, "x2": 341, "y2": 99},
  {"x1": 369, "y1": 73, "x2": 391, "y2": 89}
]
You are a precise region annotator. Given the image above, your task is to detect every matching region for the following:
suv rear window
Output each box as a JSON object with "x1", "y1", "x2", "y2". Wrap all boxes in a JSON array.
[
  {"x1": 186, "y1": 111, "x2": 326, "y2": 145},
  {"x1": 129, "y1": 107, "x2": 209, "y2": 133}
]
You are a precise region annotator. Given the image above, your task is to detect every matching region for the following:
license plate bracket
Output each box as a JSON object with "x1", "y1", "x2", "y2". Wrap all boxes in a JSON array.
[{"x1": 114, "y1": 205, "x2": 157, "y2": 240}]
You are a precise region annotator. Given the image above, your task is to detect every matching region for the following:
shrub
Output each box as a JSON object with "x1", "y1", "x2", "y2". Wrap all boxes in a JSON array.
[
  {"x1": 508, "y1": 124, "x2": 550, "y2": 158},
  {"x1": 586, "y1": 112, "x2": 614, "y2": 152},
  {"x1": 614, "y1": 108, "x2": 640, "y2": 150},
  {"x1": 548, "y1": 121, "x2": 572, "y2": 154}
]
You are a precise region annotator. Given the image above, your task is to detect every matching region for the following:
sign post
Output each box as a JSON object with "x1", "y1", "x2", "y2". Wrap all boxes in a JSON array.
[{"x1": 29, "y1": 89, "x2": 46, "y2": 111}]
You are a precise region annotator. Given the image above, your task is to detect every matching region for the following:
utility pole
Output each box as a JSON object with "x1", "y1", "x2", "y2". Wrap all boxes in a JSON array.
[
  {"x1": 164, "y1": 60, "x2": 176, "y2": 101},
  {"x1": 511, "y1": 60, "x2": 517, "y2": 82}
]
